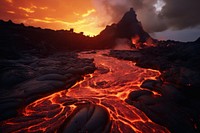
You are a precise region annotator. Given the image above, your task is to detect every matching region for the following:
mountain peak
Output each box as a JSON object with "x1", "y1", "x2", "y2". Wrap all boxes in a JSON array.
[
  {"x1": 98, "y1": 8, "x2": 153, "y2": 48},
  {"x1": 118, "y1": 7, "x2": 138, "y2": 25},
  {"x1": 117, "y1": 8, "x2": 151, "y2": 43}
]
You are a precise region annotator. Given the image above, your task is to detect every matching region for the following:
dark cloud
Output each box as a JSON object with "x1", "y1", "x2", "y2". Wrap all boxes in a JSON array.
[
  {"x1": 160, "y1": 0, "x2": 200, "y2": 29},
  {"x1": 93, "y1": 0, "x2": 200, "y2": 33}
]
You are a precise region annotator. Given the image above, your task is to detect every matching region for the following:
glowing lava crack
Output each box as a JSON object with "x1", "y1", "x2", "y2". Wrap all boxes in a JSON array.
[{"x1": 1, "y1": 50, "x2": 169, "y2": 133}]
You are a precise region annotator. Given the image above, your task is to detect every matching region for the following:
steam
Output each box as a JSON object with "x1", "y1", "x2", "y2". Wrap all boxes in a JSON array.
[
  {"x1": 92, "y1": 0, "x2": 200, "y2": 33},
  {"x1": 114, "y1": 38, "x2": 133, "y2": 50}
]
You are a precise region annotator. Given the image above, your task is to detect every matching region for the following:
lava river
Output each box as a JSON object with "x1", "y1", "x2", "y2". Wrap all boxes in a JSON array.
[{"x1": 1, "y1": 50, "x2": 170, "y2": 133}]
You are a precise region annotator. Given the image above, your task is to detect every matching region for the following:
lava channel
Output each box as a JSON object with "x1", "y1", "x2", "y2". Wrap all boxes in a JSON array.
[{"x1": 1, "y1": 50, "x2": 170, "y2": 133}]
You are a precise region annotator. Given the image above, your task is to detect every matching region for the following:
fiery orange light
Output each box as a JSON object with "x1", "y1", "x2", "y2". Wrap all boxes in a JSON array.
[
  {"x1": 1, "y1": 50, "x2": 169, "y2": 132},
  {"x1": 132, "y1": 35, "x2": 156, "y2": 48},
  {"x1": 132, "y1": 35, "x2": 141, "y2": 48},
  {"x1": 0, "y1": 0, "x2": 104, "y2": 36}
]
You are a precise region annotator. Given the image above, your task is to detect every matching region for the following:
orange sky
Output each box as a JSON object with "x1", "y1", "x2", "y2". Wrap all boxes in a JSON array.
[
  {"x1": 0, "y1": 0, "x2": 104, "y2": 36},
  {"x1": 1, "y1": 0, "x2": 199, "y2": 41}
]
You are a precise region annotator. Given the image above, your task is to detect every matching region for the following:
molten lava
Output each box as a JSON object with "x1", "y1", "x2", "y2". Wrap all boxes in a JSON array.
[
  {"x1": 1, "y1": 50, "x2": 169, "y2": 132},
  {"x1": 132, "y1": 35, "x2": 156, "y2": 48},
  {"x1": 131, "y1": 35, "x2": 141, "y2": 49}
]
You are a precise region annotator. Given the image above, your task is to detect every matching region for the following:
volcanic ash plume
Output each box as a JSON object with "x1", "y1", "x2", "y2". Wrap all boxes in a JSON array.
[{"x1": 93, "y1": 0, "x2": 200, "y2": 33}]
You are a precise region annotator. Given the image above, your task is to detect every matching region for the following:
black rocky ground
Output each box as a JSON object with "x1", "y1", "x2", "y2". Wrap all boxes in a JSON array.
[
  {"x1": 1, "y1": 42, "x2": 200, "y2": 132},
  {"x1": 110, "y1": 40, "x2": 200, "y2": 133},
  {"x1": 0, "y1": 52, "x2": 96, "y2": 121}
]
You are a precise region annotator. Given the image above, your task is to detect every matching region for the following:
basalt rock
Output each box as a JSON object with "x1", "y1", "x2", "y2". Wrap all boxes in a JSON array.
[{"x1": 59, "y1": 104, "x2": 111, "y2": 133}]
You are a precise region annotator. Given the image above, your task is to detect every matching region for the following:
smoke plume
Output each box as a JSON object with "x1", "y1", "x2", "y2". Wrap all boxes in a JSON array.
[{"x1": 92, "y1": 0, "x2": 200, "y2": 33}]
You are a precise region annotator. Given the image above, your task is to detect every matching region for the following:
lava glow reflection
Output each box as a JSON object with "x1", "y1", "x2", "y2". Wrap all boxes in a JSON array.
[{"x1": 2, "y1": 50, "x2": 169, "y2": 133}]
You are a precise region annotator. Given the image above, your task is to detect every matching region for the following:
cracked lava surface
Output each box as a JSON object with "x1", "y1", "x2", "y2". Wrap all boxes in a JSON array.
[{"x1": 1, "y1": 50, "x2": 169, "y2": 133}]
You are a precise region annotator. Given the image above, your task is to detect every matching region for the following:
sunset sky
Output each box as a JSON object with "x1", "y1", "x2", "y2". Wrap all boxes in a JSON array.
[{"x1": 0, "y1": 0, "x2": 200, "y2": 41}]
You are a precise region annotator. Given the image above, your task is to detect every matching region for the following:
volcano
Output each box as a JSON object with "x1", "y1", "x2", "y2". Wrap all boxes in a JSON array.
[
  {"x1": 97, "y1": 8, "x2": 153, "y2": 49},
  {"x1": 99, "y1": 8, "x2": 151, "y2": 42}
]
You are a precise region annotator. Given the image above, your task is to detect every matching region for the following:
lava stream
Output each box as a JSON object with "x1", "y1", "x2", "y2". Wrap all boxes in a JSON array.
[{"x1": 1, "y1": 50, "x2": 169, "y2": 133}]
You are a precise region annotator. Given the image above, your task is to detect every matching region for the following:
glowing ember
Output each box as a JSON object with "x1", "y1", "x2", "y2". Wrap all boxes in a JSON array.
[
  {"x1": 132, "y1": 35, "x2": 156, "y2": 48},
  {"x1": 131, "y1": 35, "x2": 141, "y2": 48},
  {"x1": 143, "y1": 37, "x2": 156, "y2": 47},
  {"x1": 1, "y1": 50, "x2": 169, "y2": 132}
]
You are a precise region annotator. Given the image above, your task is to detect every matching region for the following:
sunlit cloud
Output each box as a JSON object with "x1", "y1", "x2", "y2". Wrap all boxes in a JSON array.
[
  {"x1": 31, "y1": 18, "x2": 51, "y2": 23},
  {"x1": 7, "y1": 11, "x2": 15, "y2": 14},
  {"x1": 41, "y1": 17, "x2": 85, "y2": 26},
  {"x1": 39, "y1": 7, "x2": 48, "y2": 10},
  {"x1": 29, "y1": 17, "x2": 87, "y2": 28},
  {"x1": 26, "y1": 16, "x2": 100, "y2": 36},
  {"x1": 154, "y1": 0, "x2": 166, "y2": 13},
  {"x1": 73, "y1": 12, "x2": 80, "y2": 16},
  {"x1": 30, "y1": 5, "x2": 37, "y2": 9},
  {"x1": 5, "y1": 0, "x2": 13, "y2": 3},
  {"x1": 18, "y1": 7, "x2": 35, "y2": 13},
  {"x1": 82, "y1": 9, "x2": 96, "y2": 17}
]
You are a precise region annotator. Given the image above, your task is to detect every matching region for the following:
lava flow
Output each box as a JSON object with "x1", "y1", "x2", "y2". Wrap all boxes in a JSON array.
[{"x1": 1, "y1": 50, "x2": 169, "y2": 133}]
